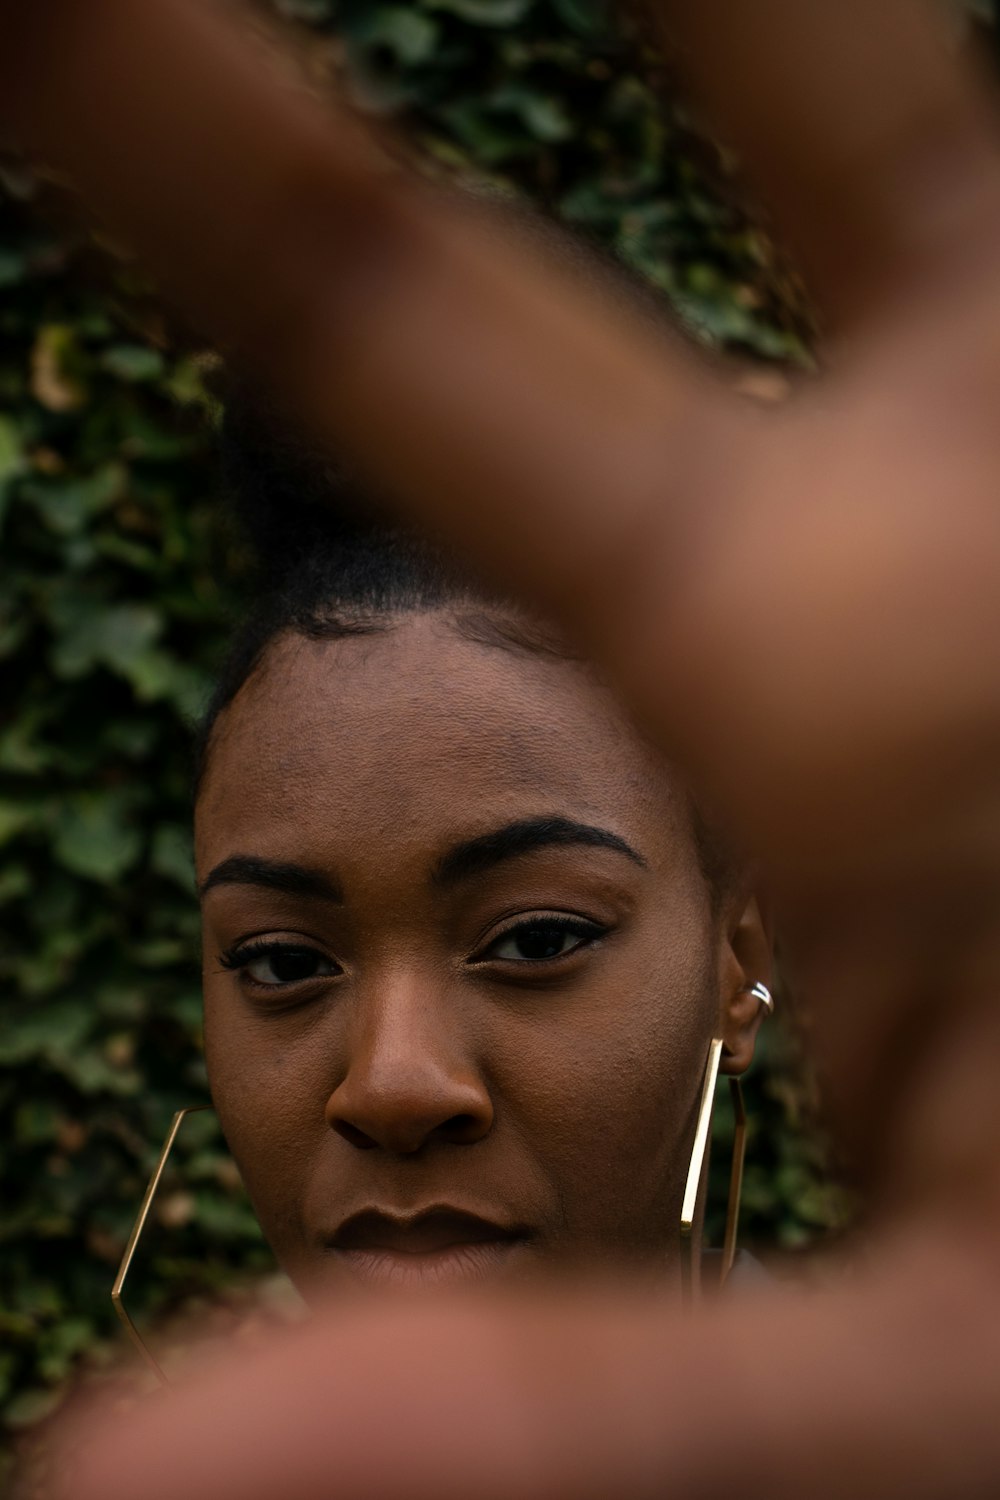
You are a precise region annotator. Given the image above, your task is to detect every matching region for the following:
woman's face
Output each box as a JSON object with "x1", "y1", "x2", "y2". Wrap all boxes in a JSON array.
[{"x1": 196, "y1": 612, "x2": 762, "y2": 1296}]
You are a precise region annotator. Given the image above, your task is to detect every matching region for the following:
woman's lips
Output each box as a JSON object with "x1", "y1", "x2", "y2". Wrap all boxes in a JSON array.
[
  {"x1": 326, "y1": 1208, "x2": 531, "y2": 1289},
  {"x1": 331, "y1": 1239, "x2": 526, "y2": 1289}
]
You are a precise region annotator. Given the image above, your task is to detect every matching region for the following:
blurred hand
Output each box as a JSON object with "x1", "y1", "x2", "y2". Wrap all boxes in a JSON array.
[
  {"x1": 7, "y1": 2, "x2": 1000, "y2": 1496},
  {"x1": 59, "y1": 1242, "x2": 1000, "y2": 1500},
  {"x1": 7, "y1": 0, "x2": 1000, "y2": 884}
]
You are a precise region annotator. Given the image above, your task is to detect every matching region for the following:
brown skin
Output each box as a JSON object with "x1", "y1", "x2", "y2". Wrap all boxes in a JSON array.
[
  {"x1": 195, "y1": 612, "x2": 769, "y2": 1295},
  {"x1": 19, "y1": 4, "x2": 1000, "y2": 1498}
]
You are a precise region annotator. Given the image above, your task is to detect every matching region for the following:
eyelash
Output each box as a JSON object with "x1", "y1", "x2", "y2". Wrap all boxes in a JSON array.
[
  {"x1": 217, "y1": 916, "x2": 610, "y2": 998},
  {"x1": 218, "y1": 937, "x2": 340, "y2": 990},
  {"x1": 471, "y1": 914, "x2": 609, "y2": 966}
]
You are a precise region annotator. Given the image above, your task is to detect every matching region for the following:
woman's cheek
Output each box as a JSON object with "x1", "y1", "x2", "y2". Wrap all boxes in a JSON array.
[
  {"x1": 537, "y1": 957, "x2": 713, "y2": 1224},
  {"x1": 204, "y1": 989, "x2": 322, "y2": 1193}
]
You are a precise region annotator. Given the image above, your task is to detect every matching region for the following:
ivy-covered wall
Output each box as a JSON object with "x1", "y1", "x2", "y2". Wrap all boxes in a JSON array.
[{"x1": 1, "y1": 0, "x2": 844, "y2": 1471}]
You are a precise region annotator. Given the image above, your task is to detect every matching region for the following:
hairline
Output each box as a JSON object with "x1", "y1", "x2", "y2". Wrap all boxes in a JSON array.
[{"x1": 194, "y1": 602, "x2": 738, "y2": 908}]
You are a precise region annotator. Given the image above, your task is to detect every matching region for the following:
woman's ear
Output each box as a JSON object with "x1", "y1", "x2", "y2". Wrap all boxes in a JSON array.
[{"x1": 717, "y1": 889, "x2": 773, "y2": 1076}]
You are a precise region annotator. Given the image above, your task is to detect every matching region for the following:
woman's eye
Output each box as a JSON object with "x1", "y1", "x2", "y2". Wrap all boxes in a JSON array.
[
  {"x1": 485, "y1": 920, "x2": 603, "y2": 963},
  {"x1": 222, "y1": 943, "x2": 337, "y2": 987}
]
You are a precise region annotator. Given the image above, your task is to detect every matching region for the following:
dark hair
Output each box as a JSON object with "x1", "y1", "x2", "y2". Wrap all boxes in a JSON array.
[
  {"x1": 195, "y1": 389, "x2": 560, "y2": 774},
  {"x1": 196, "y1": 388, "x2": 739, "y2": 905}
]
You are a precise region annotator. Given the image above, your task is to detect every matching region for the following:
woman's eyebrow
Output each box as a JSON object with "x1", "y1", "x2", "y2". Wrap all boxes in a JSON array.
[
  {"x1": 433, "y1": 816, "x2": 647, "y2": 886},
  {"x1": 199, "y1": 855, "x2": 342, "y2": 902}
]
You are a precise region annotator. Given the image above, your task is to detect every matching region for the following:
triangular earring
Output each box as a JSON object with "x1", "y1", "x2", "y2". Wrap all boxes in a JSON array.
[
  {"x1": 679, "y1": 982, "x2": 773, "y2": 1303},
  {"x1": 111, "y1": 1104, "x2": 213, "y2": 1386}
]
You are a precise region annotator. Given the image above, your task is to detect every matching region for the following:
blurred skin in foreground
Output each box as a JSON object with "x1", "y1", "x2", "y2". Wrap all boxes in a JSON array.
[{"x1": 5, "y1": 0, "x2": 1000, "y2": 1496}]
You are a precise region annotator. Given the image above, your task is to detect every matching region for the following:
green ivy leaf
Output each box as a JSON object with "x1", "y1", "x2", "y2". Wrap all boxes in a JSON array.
[
  {"x1": 548, "y1": 0, "x2": 607, "y2": 35},
  {"x1": 52, "y1": 793, "x2": 142, "y2": 883},
  {"x1": 151, "y1": 825, "x2": 195, "y2": 893},
  {"x1": 0, "y1": 249, "x2": 25, "y2": 288},
  {"x1": 100, "y1": 344, "x2": 166, "y2": 383},
  {"x1": 492, "y1": 84, "x2": 572, "y2": 141},
  {"x1": 0, "y1": 1001, "x2": 90, "y2": 1065},
  {"x1": 26, "y1": 463, "x2": 125, "y2": 537},
  {"x1": 36, "y1": 1318, "x2": 94, "y2": 1383},
  {"x1": 164, "y1": 354, "x2": 219, "y2": 411},
  {"x1": 0, "y1": 415, "x2": 23, "y2": 485},
  {"x1": 426, "y1": 0, "x2": 534, "y2": 26},
  {"x1": 0, "y1": 795, "x2": 47, "y2": 846},
  {"x1": 122, "y1": 647, "x2": 210, "y2": 717},
  {"x1": 48, "y1": 598, "x2": 163, "y2": 680},
  {"x1": 350, "y1": 7, "x2": 440, "y2": 65},
  {"x1": 0, "y1": 864, "x2": 30, "y2": 903},
  {"x1": 13, "y1": 1101, "x2": 62, "y2": 1145},
  {"x1": 50, "y1": 1045, "x2": 141, "y2": 1095}
]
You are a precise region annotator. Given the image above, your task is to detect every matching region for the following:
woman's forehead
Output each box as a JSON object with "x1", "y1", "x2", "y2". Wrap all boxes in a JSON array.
[{"x1": 195, "y1": 615, "x2": 687, "y2": 873}]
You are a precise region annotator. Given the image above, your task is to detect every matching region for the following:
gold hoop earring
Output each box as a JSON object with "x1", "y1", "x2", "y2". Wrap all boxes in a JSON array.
[
  {"x1": 679, "y1": 982, "x2": 772, "y2": 1303},
  {"x1": 111, "y1": 1105, "x2": 212, "y2": 1387}
]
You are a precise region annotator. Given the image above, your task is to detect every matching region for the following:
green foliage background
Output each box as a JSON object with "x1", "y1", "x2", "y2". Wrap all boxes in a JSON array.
[{"x1": 1, "y1": 0, "x2": 849, "y2": 1465}]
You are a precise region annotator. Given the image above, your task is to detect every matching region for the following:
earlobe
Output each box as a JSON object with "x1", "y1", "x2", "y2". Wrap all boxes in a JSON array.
[{"x1": 717, "y1": 892, "x2": 774, "y2": 1076}]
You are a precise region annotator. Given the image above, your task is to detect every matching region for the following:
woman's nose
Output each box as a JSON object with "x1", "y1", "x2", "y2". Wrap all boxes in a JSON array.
[{"x1": 324, "y1": 990, "x2": 494, "y2": 1154}]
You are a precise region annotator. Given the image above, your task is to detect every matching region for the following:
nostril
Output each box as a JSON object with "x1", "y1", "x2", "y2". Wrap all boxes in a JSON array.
[
  {"x1": 333, "y1": 1120, "x2": 377, "y2": 1151},
  {"x1": 443, "y1": 1112, "x2": 484, "y2": 1143}
]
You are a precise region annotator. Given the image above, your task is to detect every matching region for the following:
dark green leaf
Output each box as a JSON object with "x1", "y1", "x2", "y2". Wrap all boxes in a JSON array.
[
  {"x1": 426, "y1": 0, "x2": 534, "y2": 25},
  {"x1": 52, "y1": 793, "x2": 142, "y2": 882},
  {"x1": 100, "y1": 344, "x2": 166, "y2": 383}
]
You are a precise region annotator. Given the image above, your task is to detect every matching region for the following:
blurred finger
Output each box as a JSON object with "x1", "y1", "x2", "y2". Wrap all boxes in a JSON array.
[
  {"x1": 291, "y1": 197, "x2": 753, "y2": 639},
  {"x1": 0, "y1": 0, "x2": 393, "y2": 355},
  {"x1": 1, "y1": 0, "x2": 751, "y2": 653},
  {"x1": 657, "y1": 0, "x2": 1000, "y2": 326},
  {"x1": 63, "y1": 1250, "x2": 1000, "y2": 1500}
]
